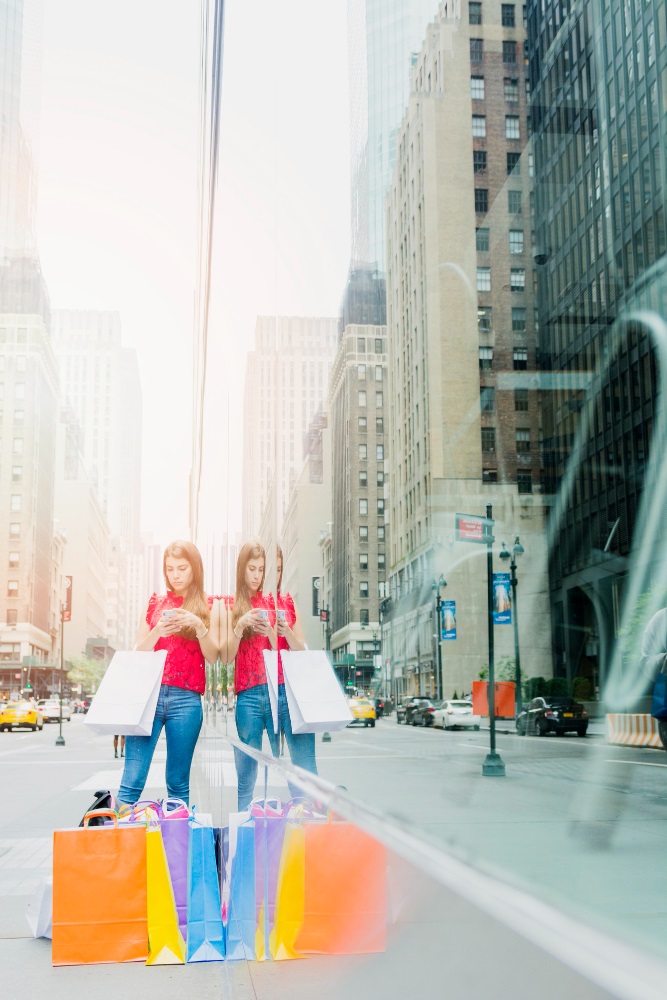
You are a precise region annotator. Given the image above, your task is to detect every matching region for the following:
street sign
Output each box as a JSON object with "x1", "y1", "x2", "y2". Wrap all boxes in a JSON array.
[
  {"x1": 493, "y1": 573, "x2": 512, "y2": 624},
  {"x1": 441, "y1": 600, "x2": 457, "y2": 640},
  {"x1": 312, "y1": 577, "x2": 320, "y2": 616},
  {"x1": 455, "y1": 513, "x2": 493, "y2": 544}
]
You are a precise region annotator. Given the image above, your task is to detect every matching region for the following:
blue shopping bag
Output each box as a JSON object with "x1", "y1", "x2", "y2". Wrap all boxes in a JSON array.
[
  {"x1": 186, "y1": 823, "x2": 225, "y2": 962},
  {"x1": 225, "y1": 819, "x2": 256, "y2": 961},
  {"x1": 651, "y1": 673, "x2": 667, "y2": 719}
]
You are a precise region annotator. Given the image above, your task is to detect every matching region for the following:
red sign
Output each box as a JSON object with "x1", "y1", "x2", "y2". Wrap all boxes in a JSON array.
[
  {"x1": 63, "y1": 575, "x2": 73, "y2": 621},
  {"x1": 455, "y1": 513, "x2": 492, "y2": 544},
  {"x1": 320, "y1": 609, "x2": 329, "y2": 622}
]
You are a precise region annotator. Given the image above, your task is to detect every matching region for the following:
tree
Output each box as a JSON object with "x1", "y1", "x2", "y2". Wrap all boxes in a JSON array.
[{"x1": 67, "y1": 656, "x2": 109, "y2": 695}]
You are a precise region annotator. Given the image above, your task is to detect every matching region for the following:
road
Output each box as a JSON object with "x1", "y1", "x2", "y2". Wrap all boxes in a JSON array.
[{"x1": 1, "y1": 712, "x2": 665, "y2": 999}]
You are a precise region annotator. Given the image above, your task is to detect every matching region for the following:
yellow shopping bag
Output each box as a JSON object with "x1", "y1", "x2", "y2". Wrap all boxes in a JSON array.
[
  {"x1": 268, "y1": 823, "x2": 305, "y2": 961},
  {"x1": 146, "y1": 825, "x2": 186, "y2": 965}
]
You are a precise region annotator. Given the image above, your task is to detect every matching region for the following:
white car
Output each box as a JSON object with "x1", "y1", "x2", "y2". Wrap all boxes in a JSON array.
[
  {"x1": 433, "y1": 700, "x2": 481, "y2": 730},
  {"x1": 38, "y1": 699, "x2": 72, "y2": 723}
]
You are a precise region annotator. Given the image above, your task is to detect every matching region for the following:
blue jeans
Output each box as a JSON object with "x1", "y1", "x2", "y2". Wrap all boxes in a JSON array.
[
  {"x1": 234, "y1": 683, "x2": 317, "y2": 810},
  {"x1": 118, "y1": 685, "x2": 203, "y2": 806}
]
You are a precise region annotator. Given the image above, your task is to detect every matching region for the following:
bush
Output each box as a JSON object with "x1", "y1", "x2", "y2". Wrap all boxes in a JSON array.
[
  {"x1": 545, "y1": 677, "x2": 569, "y2": 697},
  {"x1": 572, "y1": 676, "x2": 593, "y2": 701},
  {"x1": 524, "y1": 676, "x2": 546, "y2": 699}
]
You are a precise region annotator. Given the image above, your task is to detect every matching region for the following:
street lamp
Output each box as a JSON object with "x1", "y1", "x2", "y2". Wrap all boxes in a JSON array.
[
  {"x1": 499, "y1": 536, "x2": 524, "y2": 717},
  {"x1": 431, "y1": 574, "x2": 447, "y2": 700}
]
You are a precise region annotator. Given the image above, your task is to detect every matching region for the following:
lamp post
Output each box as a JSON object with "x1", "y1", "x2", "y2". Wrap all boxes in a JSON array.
[
  {"x1": 56, "y1": 604, "x2": 66, "y2": 747},
  {"x1": 499, "y1": 536, "x2": 524, "y2": 717},
  {"x1": 431, "y1": 574, "x2": 447, "y2": 700}
]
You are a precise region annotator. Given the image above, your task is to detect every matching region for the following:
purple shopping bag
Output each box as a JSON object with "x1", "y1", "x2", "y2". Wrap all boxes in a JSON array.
[
  {"x1": 254, "y1": 813, "x2": 287, "y2": 945},
  {"x1": 161, "y1": 816, "x2": 190, "y2": 938}
]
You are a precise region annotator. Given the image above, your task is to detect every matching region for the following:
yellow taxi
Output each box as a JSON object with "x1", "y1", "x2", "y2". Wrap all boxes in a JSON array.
[
  {"x1": 0, "y1": 701, "x2": 44, "y2": 732},
  {"x1": 348, "y1": 697, "x2": 376, "y2": 728}
]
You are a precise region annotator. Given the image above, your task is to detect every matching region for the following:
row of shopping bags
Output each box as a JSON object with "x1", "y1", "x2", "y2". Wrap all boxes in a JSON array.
[{"x1": 48, "y1": 796, "x2": 387, "y2": 967}]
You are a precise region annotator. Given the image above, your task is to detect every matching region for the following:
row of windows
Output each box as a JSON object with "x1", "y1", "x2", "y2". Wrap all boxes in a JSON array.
[
  {"x1": 478, "y1": 305, "x2": 538, "y2": 334},
  {"x1": 481, "y1": 387, "x2": 529, "y2": 412},
  {"x1": 357, "y1": 390, "x2": 383, "y2": 405},
  {"x1": 356, "y1": 337, "x2": 385, "y2": 354},
  {"x1": 359, "y1": 470, "x2": 385, "y2": 487},
  {"x1": 471, "y1": 76, "x2": 523, "y2": 102},
  {"x1": 477, "y1": 268, "x2": 527, "y2": 294},
  {"x1": 471, "y1": 38, "x2": 522, "y2": 64},
  {"x1": 0, "y1": 356, "x2": 27, "y2": 371},
  {"x1": 0, "y1": 383, "x2": 26, "y2": 399},
  {"x1": 359, "y1": 525, "x2": 386, "y2": 542},
  {"x1": 0, "y1": 410, "x2": 27, "y2": 423},
  {"x1": 357, "y1": 365, "x2": 384, "y2": 381},
  {"x1": 472, "y1": 115, "x2": 521, "y2": 140},
  {"x1": 479, "y1": 347, "x2": 528, "y2": 369},
  {"x1": 359, "y1": 553, "x2": 386, "y2": 571},
  {"x1": 481, "y1": 427, "x2": 532, "y2": 452},
  {"x1": 475, "y1": 231, "x2": 524, "y2": 265},
  {"x1": 469, "y1": 2, "x2": 525, "y2": 28},
  {"x1": 359, "y1": 444, "x2": 385, "y2": 460},
  {"x1": 359, "y1": 499, "x2": 386, "y2": 516},
  {"x1": 358, "y1": 416, "x2": 384, "y2": 432},
  {"x1": 483, "y1": 468, "x2": 533, "y2": 493}
]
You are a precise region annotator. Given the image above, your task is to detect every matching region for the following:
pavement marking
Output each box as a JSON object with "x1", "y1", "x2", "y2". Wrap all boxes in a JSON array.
[
  {"x1": 605, "y1": 759, "x2": 667, "y2": 768},
  {"x1": 72, "y1": 763, "x2": 165, "y2": 791}
]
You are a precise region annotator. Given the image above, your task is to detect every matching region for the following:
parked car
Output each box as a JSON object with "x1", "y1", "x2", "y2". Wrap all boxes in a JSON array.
[
  {"x1": 348, "y1": 698, "x2": 376, "y2": 728},
  {"x1": 516, "y1": 696, "x2": 588, "y2": 737},
  {"x1": 410, "y1": 700, "x2": 441, "y2": 727},
  {"x1": 396, "y1": 695, "x2": 432, "y2": 724},
  {"x1": 433, "y1": 700, "x2": 482, "y2": 730},
  {"x1": 38, "y1": 699, "x2": 72, "y2": 723},
  {"x1": 0, "y1": 701, "x2": 44, "y2": 732}
]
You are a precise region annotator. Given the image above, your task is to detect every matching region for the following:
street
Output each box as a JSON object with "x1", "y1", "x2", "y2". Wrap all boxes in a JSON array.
[{"x1": 1, "y1": 713, "x2": 665, "y2": 999}]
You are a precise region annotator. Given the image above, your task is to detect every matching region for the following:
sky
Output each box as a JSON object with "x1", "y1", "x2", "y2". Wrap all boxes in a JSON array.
[{"x1": 36, "y1": 0, "x2": 350, "y2": 548}]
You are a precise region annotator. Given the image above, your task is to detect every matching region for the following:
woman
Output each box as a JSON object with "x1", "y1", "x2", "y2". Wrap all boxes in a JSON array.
[
  {"x1": 118, "y1": 540, "x2": 219, "y2": 806},
  {"x1": 225, "y1": 541, "x2": 317, "y2": 810}
]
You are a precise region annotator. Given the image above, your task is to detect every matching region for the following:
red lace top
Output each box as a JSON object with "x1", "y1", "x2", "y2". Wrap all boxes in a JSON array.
[
  {"x1": 233, "y1": 593, "x2": 277, "y2": 694},
  {"x1": 276, "y1": 592, "x2": 296, "y2": 682},
  {"x1": 147, "y1": 593, "x2": 214, "y2": 695}
]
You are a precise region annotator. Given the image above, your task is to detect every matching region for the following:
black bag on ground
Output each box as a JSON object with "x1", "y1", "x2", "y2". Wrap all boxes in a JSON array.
[{"x1": 78, "y1": 789, "x2": 116, "y2": 826}]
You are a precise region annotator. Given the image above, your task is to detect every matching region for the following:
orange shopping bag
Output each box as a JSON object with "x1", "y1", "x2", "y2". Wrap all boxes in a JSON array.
[
  {"x1": 294, "y1": 821, "x2": 386, "y2": 955},
  {"x1": 52, "y1": 810, "x2": 148, "y2": 966}
]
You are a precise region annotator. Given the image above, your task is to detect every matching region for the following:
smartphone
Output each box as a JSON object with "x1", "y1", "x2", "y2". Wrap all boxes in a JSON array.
[
  {"x1": 256, "y1": 608, "x2": 269, "y2": 622},
  {"x1": 277, "y1": 609, "x2": 286, "y2": 622},
  {"x1": 161, "y1": 609, "x2": 177, "y2": 620}
]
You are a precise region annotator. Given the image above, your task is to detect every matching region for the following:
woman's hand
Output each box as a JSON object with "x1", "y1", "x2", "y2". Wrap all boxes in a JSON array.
[
  {"x1": 166, "y1": 609, "x2": 207, "y2": 638},
  {"x1": 153, "y1": 613, "x2": 183, "y2": 639}
]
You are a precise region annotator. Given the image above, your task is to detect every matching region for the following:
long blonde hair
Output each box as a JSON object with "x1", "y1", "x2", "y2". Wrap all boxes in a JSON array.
[
  {"x1": 232, "y1": 540, "x2": 265, "y2": 637},
  {"x1": 163, "y1": 540, "x2": 210, "y2": 640}
]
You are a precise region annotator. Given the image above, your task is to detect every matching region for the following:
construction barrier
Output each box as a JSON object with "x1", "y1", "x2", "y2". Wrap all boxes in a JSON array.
[
  {"x1": 472, "y1": 680, "x2": 515, "y2": 718},
  {"x1": 605, "y1": 713, "x2": 664, "y2": 749}
]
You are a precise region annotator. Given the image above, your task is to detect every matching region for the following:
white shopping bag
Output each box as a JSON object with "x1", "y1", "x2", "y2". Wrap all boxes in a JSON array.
[
  {"x1": 262, "y1": 650, "x2": 280, "y2": 734},
  {"x1": 26, "y1": 878, "x2": 52, "y2": 939},
  {"x1": 281, "y1": 650, "x2": 353, "y2": 733},
  {"x1": 84, "y1": 650, "x2": 167, "y2": 736}
]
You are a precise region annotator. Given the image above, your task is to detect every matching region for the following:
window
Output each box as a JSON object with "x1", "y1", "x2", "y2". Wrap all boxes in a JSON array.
[
  {"x1": 360, "y1": 581, "x2": 369, "y2": 598},
  {"x1": 479, "y1": 347, "x2": 493, "y2": 371},
  {"x1": 475, "y1": 189, "x2": 488, "y2": 213},
  {"x1": 14, "y1": 383, "x2": 25, "y2": 400},
  {"x1": 470, "y1": 76, "x2": 485, "y2": 100},
  {"x1": 378, "y1": 525, "x2": 386, "y2": 541},
  {"x1": 358, "y1": 390, "x2": 367, "y2": 406},
  {"x1": 515, "y1": 388, "x2": 529, "y2": 411},
  {"x1": 13, "y1": 409, "x2": 24, "y2": 423},
  {"x1": 8, "y1": 552, "x2": 18, "y2": 567},
  {"x1": 7, "y1": 581, "x2": 18, "y2": 597},
  {"x1": 360, "y1": 553, "x2": 368, "y2": 570},
  {"x1": 517, "y1": 471, "x2": 533, "y2": 493},
  {"x1": 509, "y1": 229, "x2": 524, "y2": 253},
  {"x1": 359, "y1": 526, "x2": 369, "y2": 541},
  {"x1": 505, "y1": 115, "x2": 520, "y2": 140},
  {"x1": 481, "y1": 387, "x2": 495, "y2": 412},
  {"x1": 470, "y1": 38, "x2": 483, "y2": 63},
  {"x1": 358, "y1": 416, "x2": 367, "y2": 430},
  {"x1": 503, "y1": 40, "x2": 517, "y2": 64},
  {"x1": 10, "y1": 495, "x2": 21, "y2": 511},
  {"x1": 501, "y1": 4, "x2": 516, "y2": 27},
  {"x1": 473, "y1": 150, "x2": 487, "y2": 174},
  {"x1": 359, "y1": 444, "x2": 367, "y2": 460},
  {"x1": 469, "y1": 2, "x2": 482, "y2": 24},
  {"x1": 376, "y1": 391, "x2": 383, "y2": 407},
  {"x1": 508, "y1": 190, "x2": 522, "y2": 214},
  {"x1": 359, "y1": 470, "x2": 368, "y2": 487},
  {"x1": 482, "y1": 427, "x2": 496, "y2": 451},
  {"x1": 476, "y1": 227, "x2": 489, "y2": 251},
  {"x1": 375, "y1": 365, "x2": 383, "y2": 381},
  {"x1": 15, "y1": 355, "x2": 26, "y2": 372},
  {"x1": 507, "y1": 152, "x2": 521, "y2": 174},
  {"x1": 376, "y1": 417, "x2": 384, "y2": 433},
  {"x1": 477, "y1": 266, "x2": 491, "y2": 291},
  {"x1": 512, "y1": 307, "x2": 527, "y2": 331},
  {"x1": 478, "y1": 306, "x2": 492, "y2": 333},
  {"x1": 376, "y1": 444, "x2": 384, "y2": 460},
  {"x1": 377, "y1": 469, "x2": 385, "y2": 486},
  {"x1": 359, "y1": 499, "x2": 368, "y2": 516},
  {"x1": 510, "y1": 268, "x2": 526, "y2": 290},
  {"x1": 513, "y1": 348, "x2": 528, "y2": 370},
  {"x1": 9, "y1": 523, "x2": 19, "y2": 538},
  {"x1": 504, "y1": 78, "x2": 519, "y2": 101},
  {"x1": 516, "y1": 429, "x2": 531, "y2": 453},
  {"x1": 11, "y1": 465, "x2": 22, "y2": 482},
  {"x1": 378, "y1": 554, "x2": 386, "y2": 570},
  {"x1": 483, "y1": 469, "x2": 498, "y2": 483},
  {"x1": 357, "y1": 337, "x2": 366, "y2": 352},
  {"x1": 374, "y1": 337, "x2": 384, "y2": 352},
  {"x1": 6, "y1": 609, "x2": 17, "y2": 624},
  {"x1": 358, "y1": 364, "x2": 366, "y2": 379},
  {"x1": 472, "y1": 115, "x2": 486, "y2": 138},
  {"x1": 377, "y1": 498, "x2": 385, "y2": 515},
  {"x1": 360, "y1": 609, "x2": 370, "y2": 625}
]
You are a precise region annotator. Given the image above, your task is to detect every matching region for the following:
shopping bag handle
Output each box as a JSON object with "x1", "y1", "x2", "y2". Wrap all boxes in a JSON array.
[
  {"x1": 117, "y1": 799, "x2": 162, "y2": 822},
  {"x1": 162, "y1": 797, "x2": 189, "y2": 819},
  {"x1": 83, "y1": 809, "x2": 118, "y2": 827}
]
